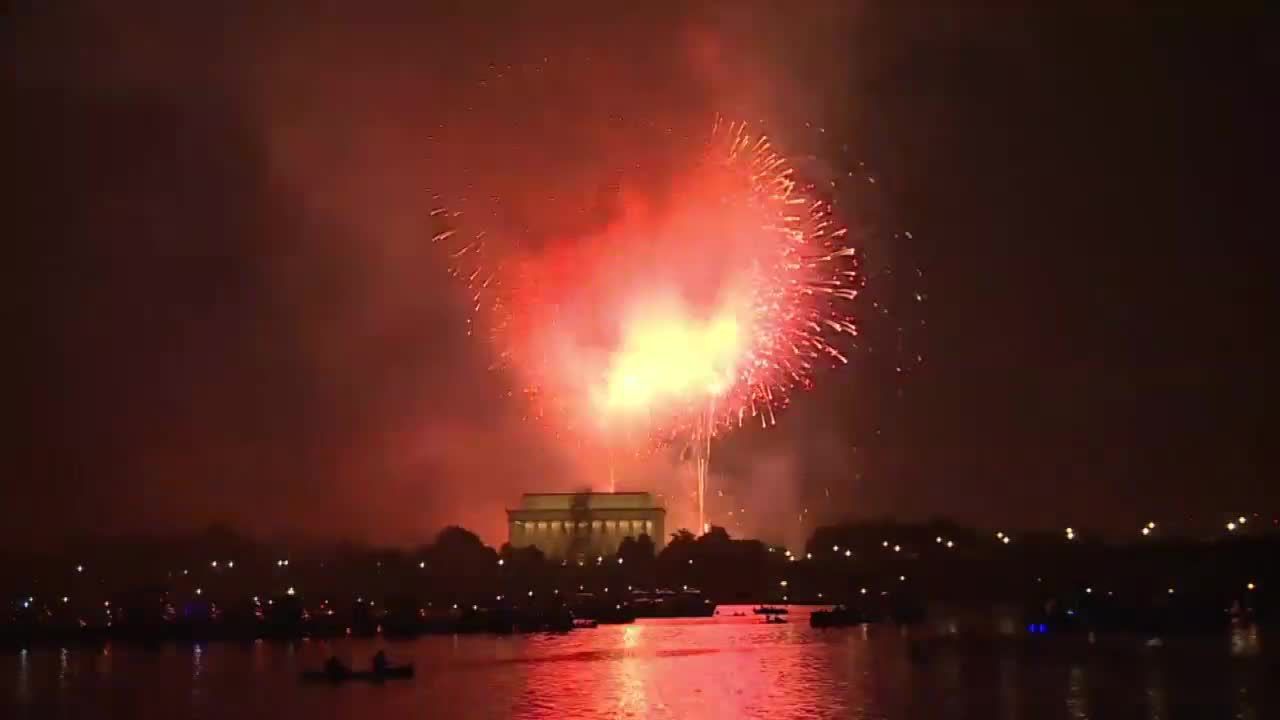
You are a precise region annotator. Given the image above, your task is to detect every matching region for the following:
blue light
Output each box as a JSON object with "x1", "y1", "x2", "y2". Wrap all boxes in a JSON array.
[{"x1": 1038, "y1": 624, "x2": 1047, "y2": 633}]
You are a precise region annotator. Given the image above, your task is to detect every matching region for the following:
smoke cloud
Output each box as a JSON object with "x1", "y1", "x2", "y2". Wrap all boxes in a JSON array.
[{"x1": 14, "y1": 1, "x2": 876, "y2": 545}]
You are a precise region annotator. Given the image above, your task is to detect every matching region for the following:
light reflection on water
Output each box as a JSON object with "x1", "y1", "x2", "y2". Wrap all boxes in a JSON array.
[
  {"x1": 1066, "y1": 665, "x2": 1088, "y2": 720},
  {"x1": 1145, "y1": 665, "x2": 1167, "y2": 720},
  {"x1": 2, "y1": 609, "x2": 1275, "y2": 720}
]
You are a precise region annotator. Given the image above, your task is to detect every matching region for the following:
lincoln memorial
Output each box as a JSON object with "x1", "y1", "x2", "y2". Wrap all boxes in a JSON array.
[{"x1": 506, "y1": 492, "x2": 666, "y2": 558}]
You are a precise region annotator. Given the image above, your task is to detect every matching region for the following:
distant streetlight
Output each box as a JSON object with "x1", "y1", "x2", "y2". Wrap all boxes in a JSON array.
[
  {"x1": 1141, "y1": 527, "x2": 1151, "y2": 537},
  {"x1": 844, "y1": 549, "x2": 852, "y2": 557},
  {"x1": 1227, "y1": 522, "x2": 1237, "y2": 531},
  {"x1": 1085, "y1": 587, "x2": 1092, "y2": 594},
  {"x1": 1247, "y1": 582, "x2": 1256, "y2": 591},
  {"x1": 936, "y1": 536, "x2": 943, "y2": 544},
  {"x1": 617, "y1": 557, "x2": 624, "y2": 564},
  {"x1": 75, "y1": 564, "x2": 84, "y2": 573},
  {"x1": 1001, "y1": 536, "x2": 1011, "y2": 545},
  {"x1": 211, "y1": 561, "x2": 218, "y2": 569},
  {"x1": 62, "y1": 596, "x2": 69, "y2": 603},
  {"x1": 859, "y1": 588, "x2": 867, "y2": 595},
  {"x1": 1167, "y1": 587, "x2": 1174, "y2": 595},
  {"x1": 227, "y1": 561, "x2": 234, "y2": 569},
  {"x1": 893, "y1": 545, "x2": 901, "y2": 553},
  {"x1": 419, "y1": 561, "x2": 426, "y2": 568},
  {"x1": 945, "y1": 540, "x2": 954, "y2": 548},
  {"x1": 832, "y1": 545, "x2": 840, "y2": 552},
  {"x1": 899, "y1": 575, "x2": 906, "y2": 581},
  {"x1": 1238, "y1": 516, "x2": 1247, "y2": 525},
  {"x1": 779, "y1": 580, "x2": 788, "y2": 587},
  {"x1": 195, "y1": 588, "x2": 203, "y2": 596},
  {"x1": 996, "y1": 532, "x2": 1004, "y2": 539},
  {"x1": 497, "y1": 559, "x2": 504, "y2": 566},
  {"x1": 806, "y1": 553, "x2": 813, "y2": 560},
  {"x1": 286, "y1": 587, "x2": 296, "y2": 596}
]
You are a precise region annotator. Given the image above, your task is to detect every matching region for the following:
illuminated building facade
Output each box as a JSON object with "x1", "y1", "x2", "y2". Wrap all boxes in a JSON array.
[{"x1": 507, "y1": 492, "x2": 665, "y2": 558}]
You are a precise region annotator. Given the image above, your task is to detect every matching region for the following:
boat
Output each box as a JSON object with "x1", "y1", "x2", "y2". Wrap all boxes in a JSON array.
[
  {"x1": 810, "y1": 606, "x2": 863, "y2": 628},
  {"x1": 630, "y1": 589, "x2": 716, "y2": 618},
  {"x1": 763, "y1": 615, "x2": 787, "y2": 624},
  {"x1": 300, "y1": 664, "x2": 415, "y2": 683},
  {"x1": 753, "y1": 606, "x2": 788, "y2": 615}
]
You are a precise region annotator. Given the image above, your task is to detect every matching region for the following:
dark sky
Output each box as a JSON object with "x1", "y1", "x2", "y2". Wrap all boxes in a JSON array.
[{"x1": 9, "y1": 2, "x2": 1273, "y2": 546}]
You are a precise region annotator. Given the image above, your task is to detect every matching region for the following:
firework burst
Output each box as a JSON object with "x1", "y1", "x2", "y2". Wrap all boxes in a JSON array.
[
  {"x1": 436, "y1": 118, "x2": 860, "y2": 435},
  {"x1": 433, "y1": 117, "x2": 862, "y2": 528}
]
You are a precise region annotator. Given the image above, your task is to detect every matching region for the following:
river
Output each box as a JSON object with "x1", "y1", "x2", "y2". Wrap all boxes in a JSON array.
[{"x1": 4, "y1": 607, "x2": 1274, "y2": 719}]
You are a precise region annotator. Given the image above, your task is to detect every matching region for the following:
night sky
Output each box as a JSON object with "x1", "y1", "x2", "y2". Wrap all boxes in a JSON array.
[{"x1": 10, "y1": 2, "x2": 1272, "y2": 546}]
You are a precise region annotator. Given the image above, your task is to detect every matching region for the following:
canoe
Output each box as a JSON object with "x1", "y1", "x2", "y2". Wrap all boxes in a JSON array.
[{"x1": 300, "y1": 665, "x2": 414, "y2": 683}]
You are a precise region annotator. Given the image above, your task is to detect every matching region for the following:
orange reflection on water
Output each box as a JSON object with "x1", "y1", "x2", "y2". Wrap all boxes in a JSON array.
[{"x1": 513, "y1": 611, "x2": 851, "y2": 719}]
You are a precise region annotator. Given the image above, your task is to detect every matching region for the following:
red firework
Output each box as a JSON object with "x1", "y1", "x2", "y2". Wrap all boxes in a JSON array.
[{"x1": 434, "y1": 117, "x2": 861, "y2": 446}]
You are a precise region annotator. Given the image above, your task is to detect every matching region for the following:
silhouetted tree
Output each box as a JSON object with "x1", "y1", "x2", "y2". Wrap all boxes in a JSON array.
[
  {"x1": 669, "y1": 529, "x2": 697, "y2": 547},
  {"x1": 699, "y1": 526, "x2": 732, "y2": 547},
  {"x1": 427, "y1": 526, "x2": 498, "y2": 600},
  {"x1": 635, "y1": 533, "x2": 656, "y2": 559},
  {"x1": 617, "y1": 534, "x2": 658, "y2": 586}
]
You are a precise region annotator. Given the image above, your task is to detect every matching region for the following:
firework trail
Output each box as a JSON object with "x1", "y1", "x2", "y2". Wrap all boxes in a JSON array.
[{"x1": 433, "y1": 117, "x2": 862, "y2": 531}]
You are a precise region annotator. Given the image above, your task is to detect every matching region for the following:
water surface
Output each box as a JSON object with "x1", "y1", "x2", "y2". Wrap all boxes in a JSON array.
[{"x1": 4, "y1": 607, "x2": 1273, "y2": 719}]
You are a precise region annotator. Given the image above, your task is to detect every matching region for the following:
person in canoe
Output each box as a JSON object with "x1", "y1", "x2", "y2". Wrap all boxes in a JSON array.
[{"x1": 324, "y1": 655, "x2": 349, "y2": 680}]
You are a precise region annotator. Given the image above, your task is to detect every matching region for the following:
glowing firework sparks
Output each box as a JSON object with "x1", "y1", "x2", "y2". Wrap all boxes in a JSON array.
[{"x1": 434, "y1": 117, "x2": 861, "y2": 530}]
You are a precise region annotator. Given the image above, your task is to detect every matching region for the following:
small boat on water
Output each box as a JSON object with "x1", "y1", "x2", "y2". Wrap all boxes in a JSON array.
[
  {"x1": 301, "y1": 664, "x2": 414, "y2": 684},
  {"x1": 810, "y1": 606, "x2": 864, "y2": 628},
  {"x1": 763, "y1": 615, "x2": 787, "y2": 624},
  {"x1": 753, "y1": 606, "x2": 788, "y2": 615}
]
